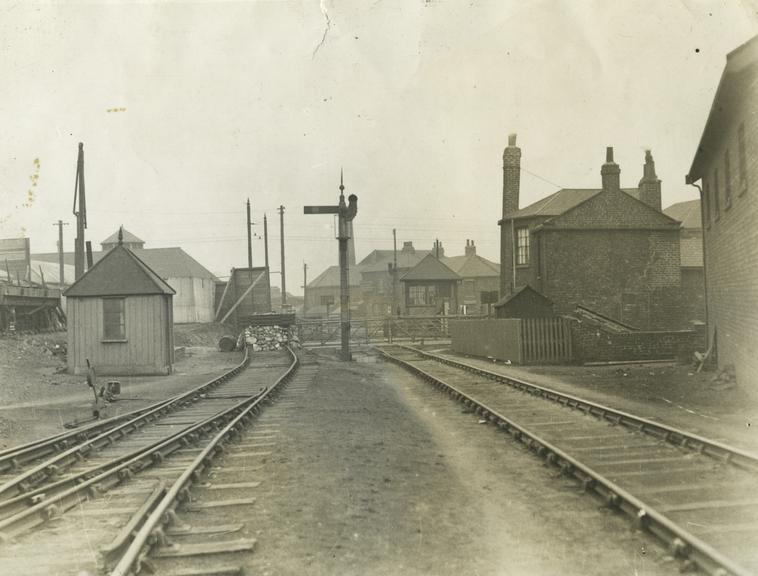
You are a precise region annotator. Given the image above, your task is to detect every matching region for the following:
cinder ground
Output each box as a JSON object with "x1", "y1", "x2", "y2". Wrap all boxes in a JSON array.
[
  {"x1": 427, "y1": 346, "x2": 758, "y2": 453},
  {"x1": 0, "y1": 324, "x2": 240, "y2": 448},
  {"x1": 214, "y1": 349, "x2": 677, "y2": 576}
]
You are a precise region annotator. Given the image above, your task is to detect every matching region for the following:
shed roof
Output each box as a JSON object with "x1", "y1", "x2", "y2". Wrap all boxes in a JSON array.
[
  {"x1": 101, "y1": 228, "x2": 144, "y2": 246},
  {"x1": 400, "y1": 254, "x2": 460, "y2": 282},
  {"x1": 494, "y1": 284, "x2": 553, "y2": 308},
  {"x1": 64, "y1": 245, "x2": 175, "y2": 297},
  {"x1": 663, "y1": 199, "x2": 702, "y2": 230},
  {"x1": 32, "y1": 247, "x2": 215, "y2": 280}
]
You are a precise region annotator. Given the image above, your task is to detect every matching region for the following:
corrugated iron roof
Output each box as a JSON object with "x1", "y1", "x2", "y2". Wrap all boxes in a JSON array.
[
  {"x1": 64, "y1": 245, "x2": 175, "y2": 297},
  {"x1": 32, "y1": 247, "x2": 215, "y2": 280},
  {"x1": 101, "y1": 228, "x2": 144, "y2": 246}
]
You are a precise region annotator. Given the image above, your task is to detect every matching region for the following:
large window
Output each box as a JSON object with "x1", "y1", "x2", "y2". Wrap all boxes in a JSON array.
[
  {"x1": 516, "y1": 227, "x2": 530, "y2": 265},
  {"x1": 712, "y1": 168, "x2": 720, "y2": 220},
  {"x1": 407, "y1": 285, "x2": 438, "y2": 306},
  {"x1": 408, "y1": 285, "x2": 426, "y2": 306},
  {"x1": 738, "y1": 122, "x2": 748, "y2": 194},
  {"x1": 103, "y1": 298, "x2": 126, "y2": 340},
  {"x1": 703, "y1": 179, "x2": 710, "y2": 227}
]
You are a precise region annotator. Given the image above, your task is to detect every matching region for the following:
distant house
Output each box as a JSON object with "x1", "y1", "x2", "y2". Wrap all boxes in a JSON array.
[
  {"x1": 441, "y1": 240, "x2": 500, "y2": 315},
  {"x1": 357, "y1": 241, "x2": 430, "y2": 317},
  {"x1": 400, "y1": 252, "x2": 460, "y2": 316},
  {"x1": 663, "y1": 199, "x2": 705, "y2": 325},
  {"x1": 64, "y1": 243, "x2": 175, "y2": 376},
  {"x1": 498, "y1": 135, "x2": 684, "y2": 330},
  {"x1": 686, "y1": 34, "x2": 758, "y2": 391},
  {"x1": 34, "y1": 228, "x2": 216, "y2": 324}
]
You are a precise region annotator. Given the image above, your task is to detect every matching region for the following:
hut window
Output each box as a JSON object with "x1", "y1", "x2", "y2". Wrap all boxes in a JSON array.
[
  {"x1": 103, "y1": 298, "x2": 126, "y2": 340},
  {"x1": 408, "y1": 285, "x2": 426, "y2": 306}
]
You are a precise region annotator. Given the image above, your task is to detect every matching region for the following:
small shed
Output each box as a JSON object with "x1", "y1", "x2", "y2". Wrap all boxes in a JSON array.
[
  {"x1": 64, "y1": 244, "x2": 175, "y2": 375},
  {"x1": 400, "y1": 254, "x2": 460, "y2": 315},
  {"x1": 494, "y1": 285, "x2": 554, "y2": 318}
]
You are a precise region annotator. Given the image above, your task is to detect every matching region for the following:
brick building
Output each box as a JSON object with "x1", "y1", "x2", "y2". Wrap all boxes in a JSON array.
[
  {"x1": 441, "y1": 240, "x2": 500, "y2": 315},
  {"x1": 686, "y1": 35, "x2": 758, "y2": 393},
  {"x1": 663, "y1": 199, "x2": 706, "y2": 325},
  {"x1": 498, "y1": 136, "x2": 684, "y2": 330}
]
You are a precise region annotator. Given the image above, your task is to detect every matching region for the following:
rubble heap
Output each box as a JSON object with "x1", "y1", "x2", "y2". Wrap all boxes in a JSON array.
[{"x1": 239, "y1": 324, "x2": 301, "y2": 352}]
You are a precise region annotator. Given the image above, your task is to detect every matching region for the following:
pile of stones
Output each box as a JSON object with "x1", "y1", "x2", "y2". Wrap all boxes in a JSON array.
[{"x1": 240, "y1": 324, "x2": 300, "y2": 352}]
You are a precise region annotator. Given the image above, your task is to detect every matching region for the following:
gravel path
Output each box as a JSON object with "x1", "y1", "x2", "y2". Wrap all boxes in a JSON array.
[{"x1": 219, "y1": 350, "x2": 678, "y2": 576}]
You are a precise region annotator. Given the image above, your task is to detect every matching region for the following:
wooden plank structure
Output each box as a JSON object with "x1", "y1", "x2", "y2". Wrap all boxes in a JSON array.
[
  {"x1": 519, "y1": 316, "x2": 573, "y2": 364},
  {"x1": 64, "y1": 243, "x2": 175, "y2": 375},
  {"x1": 214, "y1": 267, "x2": 271, "y2": 329},
  {"x1": 0, "y1": 284, "x2": 65, "y2": 332}
]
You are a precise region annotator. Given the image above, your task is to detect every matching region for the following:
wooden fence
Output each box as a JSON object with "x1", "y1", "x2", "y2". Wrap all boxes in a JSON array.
[
  {"x1": 296, "y1": 315, "x2": 486, "y2": 345},
  {"x1": 519, "y1": 317, "x2": 573, "y2": 364}
]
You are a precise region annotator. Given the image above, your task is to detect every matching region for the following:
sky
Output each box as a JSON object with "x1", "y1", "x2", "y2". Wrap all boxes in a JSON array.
[{"x1": 1, "y1": 0, "x2": 757, "y2": 294}]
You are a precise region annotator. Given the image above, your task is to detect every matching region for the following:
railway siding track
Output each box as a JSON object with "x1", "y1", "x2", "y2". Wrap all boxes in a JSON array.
[
  {"x1": 109, "y1": 351, "x2": 315, "y2": 576},
  {"x1": 379, "y1": 345, "x2": 758, "y2": 576},
  {"x1": 0, "y1": 347, "x2": 300, "y2": 576},
  {"x1": 0, "y1": 348, "x2": 251, "y2": 490},
  {"x1": 0, "y1": 354, "x2": 292, "y2": 541}
]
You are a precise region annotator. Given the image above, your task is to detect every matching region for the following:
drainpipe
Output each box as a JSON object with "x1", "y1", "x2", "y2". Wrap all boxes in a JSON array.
[
  {"x1": 510, "y1": 219, "x2": 517, "y2": 292},
  {"x1": 687, "y1": 180, "x2": 710, "y2": 349}
]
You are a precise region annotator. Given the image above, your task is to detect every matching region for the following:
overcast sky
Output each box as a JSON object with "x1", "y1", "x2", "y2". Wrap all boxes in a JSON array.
[{"x1": 1, "y1": 1, "x2": 757, "y2": 293}]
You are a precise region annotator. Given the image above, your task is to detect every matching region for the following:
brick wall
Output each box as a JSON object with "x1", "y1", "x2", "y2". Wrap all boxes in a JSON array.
[
  {"x1": 570, "y1": 320, "x2": 704, "y2": 363},
  {"x1": 680, "y1": 268, "x2": 706, "y2": 325},
  {"x1": 541, "y1": 229, "x2": 683, "y2": 329},
  {"x1": 697, "y1": 72, "x2": 758, "y2": 396}
]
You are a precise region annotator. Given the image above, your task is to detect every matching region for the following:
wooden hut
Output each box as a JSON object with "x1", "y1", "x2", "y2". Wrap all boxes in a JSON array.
[
  {"x1": 494, "y1": 285, "x2": 554, "y2": 318},
  {"x1": 399, "y1": 253, "x2": 460, "y2": 316},
  {"x1": 64, "y1": 243, "x2": 175, "y2": 375}
]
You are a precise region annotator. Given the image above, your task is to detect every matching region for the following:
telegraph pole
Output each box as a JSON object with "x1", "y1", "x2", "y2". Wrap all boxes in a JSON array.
[
  {"x1": 53, "y1": 220, "x2": 69, "y2": 292},
  {"x1": 263, "y1": 214, "x2": 269, "y2": 270},
  {"x1": 304, "y1": 170, "x2": 358, "y2": 360},
  {"x1": 278, "y1": 205, "x2": 286, "y2": 306},
  {"x1": 392, "y1": 228, "x2": 398, "y2": 316},
  {"x1": 246, "y1": 198, "x2": 253, "y2": 268},
  {"x1": 302, "y1": 262, "x2": 308, "y2": 316},
  {"x1": 72, "y1": 143, "x2": 87, "y2": 280}
]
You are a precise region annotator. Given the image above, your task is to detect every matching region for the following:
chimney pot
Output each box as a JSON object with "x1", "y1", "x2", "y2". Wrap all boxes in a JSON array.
[
  {"x1": 606, "y1": 147, "x2": 614, "y2": 163},
  {"x1": 508, "y1": 133, "x2": 517, "y2": 146}
]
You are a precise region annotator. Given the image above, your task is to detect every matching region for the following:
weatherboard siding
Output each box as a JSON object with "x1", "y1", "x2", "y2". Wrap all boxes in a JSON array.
[{"x1": 67, "y1": 295, "x2": 173, "y2": 375}]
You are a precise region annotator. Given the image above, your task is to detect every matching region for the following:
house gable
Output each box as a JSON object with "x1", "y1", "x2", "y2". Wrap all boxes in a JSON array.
[{"x1": 543, "y1": 189, "x2": 680, "y2": 230}]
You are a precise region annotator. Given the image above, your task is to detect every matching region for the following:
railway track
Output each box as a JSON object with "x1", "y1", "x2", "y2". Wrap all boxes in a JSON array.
[
  {"x1": 378, "y1": 344, "x2": 758, "y2": 576},
  {"x1": 0, "y1": 346, "x2": 300, "y2": 575}
]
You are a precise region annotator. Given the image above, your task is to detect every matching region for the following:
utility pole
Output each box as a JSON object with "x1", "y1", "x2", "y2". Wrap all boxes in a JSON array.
[
  {"x1": 302, "y1": 262, "x2": 308, "y2": 316},
  {"x1": 246, "y1": 198, "x2": 253, "y2": 268},
  {"x1": 72, "y1": 143, "x2": 87, "y2": 280},
  {"x1": 392, "y1": 228, "x2": 398, "y2": 316},
  {"x1": 304, "y1": 170, "x2": 358, "y2": 361},
  {"x1": 53, "y1": 220, "x2": 69, "y2": 292},
  {"x1": 263, "y1": 214, "x2": 269, "y2": 270},
  {"x1": 278, "y1": 205, "x2": 286, "y2": 307}
]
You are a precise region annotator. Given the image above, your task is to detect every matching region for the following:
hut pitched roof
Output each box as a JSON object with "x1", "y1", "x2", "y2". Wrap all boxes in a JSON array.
[
  {"x1": 64, "y1": 244, "x2": 175, "y2": 297},
  {"x1": 400, "y1": 254, "x2": 460, "y2": 282}
]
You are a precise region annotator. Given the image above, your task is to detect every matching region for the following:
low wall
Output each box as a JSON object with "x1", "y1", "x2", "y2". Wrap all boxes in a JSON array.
[
  {"x1": 450, "y1": 319, "x2": 522, "y2": 363},
  {"x1": 571, "y1": 320, "x2": 705, "y2": 363}
]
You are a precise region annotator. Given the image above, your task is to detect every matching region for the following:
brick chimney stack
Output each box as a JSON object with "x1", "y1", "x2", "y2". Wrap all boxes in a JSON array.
[
  {"x1": 465, "y1": 239, "x2": 476, "y2": 256},
  {"x1": 601, "y1": 146, "x2": 621, "y2": 192},
  {"x1": 637, "y1": 150, "x2": 662, "y2": 211},
  {"x1": 503, "y1": 133, "x2": 521, "y2": 217}
]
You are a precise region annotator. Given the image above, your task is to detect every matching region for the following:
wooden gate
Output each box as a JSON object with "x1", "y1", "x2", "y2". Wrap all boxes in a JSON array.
[{"x1": 519, "y1": 317, "x2": 573, "y2": 364}]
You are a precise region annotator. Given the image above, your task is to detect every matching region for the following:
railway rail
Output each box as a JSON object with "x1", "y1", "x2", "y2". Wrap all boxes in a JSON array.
[
  {"x1": 0, "y1": 346, "x2": 300, "y2": 575},
  {"x1": 378, "y1": 344, "x2": 758, "y2": 576}
]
